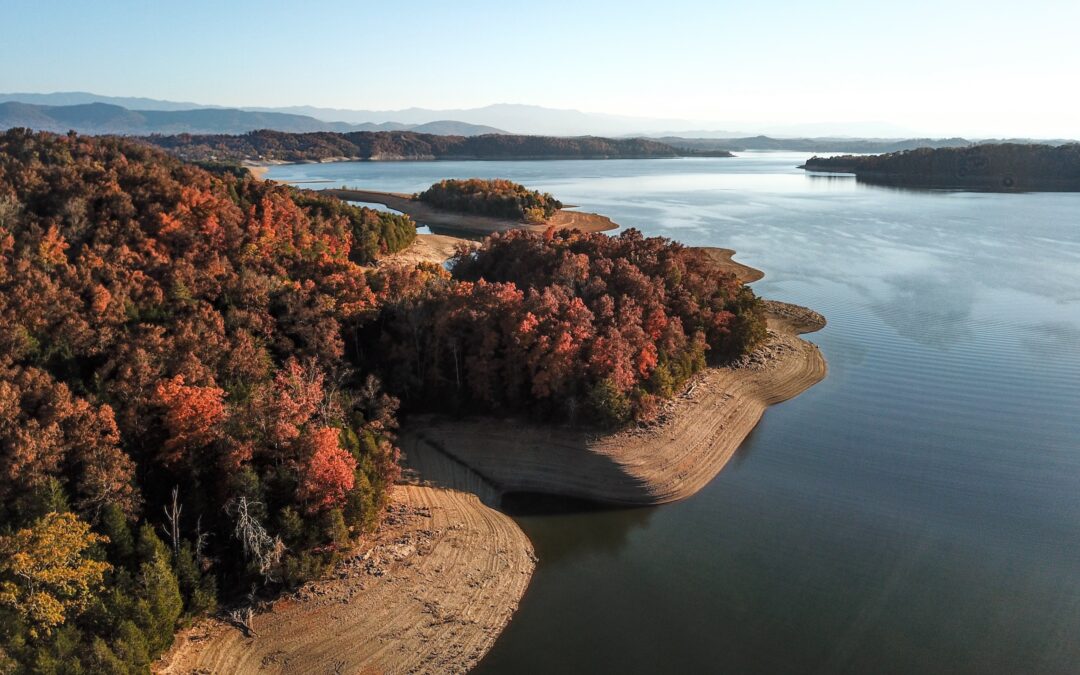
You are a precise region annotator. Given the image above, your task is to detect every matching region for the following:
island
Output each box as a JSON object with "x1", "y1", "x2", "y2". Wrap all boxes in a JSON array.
[
  {"x1": 800, "y1": 142, "x2": 1080, "y2": 191},
  {"x1": 0, "y1": 128, "x2": 824, "y2": 674},
  {"x1": 324, "y1": 179, "x2": 617, "y2": 236}
]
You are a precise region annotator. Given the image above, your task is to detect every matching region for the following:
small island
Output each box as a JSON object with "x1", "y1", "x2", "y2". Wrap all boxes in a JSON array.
[
  {"x1": 801, "y1": 142, "x2": 1080, "y2": 191},
  {"x1": 323, "y1": 179, "x2": 618, "y2": 235},
  {"x1": 416, "y1": 178, "x2": 562, "y2": 224}
]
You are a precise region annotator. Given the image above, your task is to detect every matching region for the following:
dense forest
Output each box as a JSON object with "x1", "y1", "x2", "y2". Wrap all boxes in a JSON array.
[
  {"x1": 416, "y1": 179, "x2": 563, "y2": 223},
  {"x1": 359, "y1": 228, "x2": 767, "y2": 426},
  {"x1": 139, "y1": 129, "x2": 681, "y2": 163},
  {"x1": 0, "y1": 129, "x2": 412, "y2": 672},
  {"x1": 801, "y1": 143, "x2": 1080, "y2": 190},
  {"x1": 0, "y1": 129, "x2": 766, "y2": 672}
]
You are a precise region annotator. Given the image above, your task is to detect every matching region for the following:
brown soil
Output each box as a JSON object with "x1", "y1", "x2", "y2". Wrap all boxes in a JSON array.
[
  {"x1": 375, "y1": 234, "x2": 476, "y2": 269},
  {"x1": 399, "y1": 300, "x2": 826, "y2": 506},
  {"x1": 321, "y1": 189, "x2": 617, "y2": 236},
  {"x1": 243, "y1": 164, "x2": 269, "y2": 180},
  {"x1": 155, "y1": 485, "x2": 534, "y2": 675},
  {"x1": 692, "y1": 247, "x2": 765, "y2": 284}
]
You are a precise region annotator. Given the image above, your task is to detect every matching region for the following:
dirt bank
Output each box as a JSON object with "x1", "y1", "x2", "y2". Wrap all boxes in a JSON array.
[
  {"x1": 693, "y1": 247, "x2": 766, "y2": 283},
  {"x1": 156, "y1": 485, "x2": 534, "y2": 675},
  {"x1": 399, "y1": 300, "x2": 826, "y2": 507},
  {"x1": 322, "y1": 189, "x2": 617, "y2": 235},
  {"x1": 376, "y1": 233, "x2": 476, "y2": 268}
]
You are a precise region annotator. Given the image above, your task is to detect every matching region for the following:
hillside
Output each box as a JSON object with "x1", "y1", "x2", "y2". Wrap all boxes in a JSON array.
[
  {"x1": 140, "y1": 129, "x2": 683, "y2": 163},
  {"x1": 800, "y1": 143, "x2": 1080, "y2": 191},
  {"x1": 0, "y1": 101, "x2": 505, "y2": 136}
]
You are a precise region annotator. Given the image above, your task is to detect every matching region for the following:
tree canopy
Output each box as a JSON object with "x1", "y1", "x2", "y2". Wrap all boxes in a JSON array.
[{"x1": 415, "y1": 178, "x2": 563, "y2": 223}]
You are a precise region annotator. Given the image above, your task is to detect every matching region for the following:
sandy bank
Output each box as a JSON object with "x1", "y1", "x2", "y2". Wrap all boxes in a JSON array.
[
  {"x1": 399, "y1": 300, "x2": 826, "y2": 507},
  {"x1": 376, "y1": 233, "x2": 476, "y2": 269},
  {"x1": 243, "y1": 163, "x2": 269, "y2": 180},
  {"x1": 322, "y1": 189, "x2": 618, "y2": 236},
  {"x1": 693, "y1": 247, "x2": 766, "y2": 284},
  {"x1": 156, "y1": 485, "x2": 534, "y2": 675}
]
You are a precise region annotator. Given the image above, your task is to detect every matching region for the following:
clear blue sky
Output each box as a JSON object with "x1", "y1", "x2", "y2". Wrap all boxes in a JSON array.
[{"x1": 4, "y1": 0, "x2": 1079, "y2": 136}]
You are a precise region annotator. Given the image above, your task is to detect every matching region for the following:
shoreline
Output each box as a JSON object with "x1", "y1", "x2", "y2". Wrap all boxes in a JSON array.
[
  {"x1": 156, "y1": 485, "x2": 534, "y2": 674},
  {"x1": 322, "y1": 188, "x2": 618, "y2": 235},
  {"x1": 158, "y1": 241, "x2": 827, "y2": 673},
  {"x1": 399, "y1": 299, "x2": 825, "y2": 507}
]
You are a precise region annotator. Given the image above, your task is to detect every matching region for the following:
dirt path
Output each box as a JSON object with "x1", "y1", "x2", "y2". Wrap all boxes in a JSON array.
[
  {"x1": 399, "y1": 301, "x2": 826, "y2": 506},
  {"x1": 156, "y1": 485, "x2": 534, "y2": 675}
]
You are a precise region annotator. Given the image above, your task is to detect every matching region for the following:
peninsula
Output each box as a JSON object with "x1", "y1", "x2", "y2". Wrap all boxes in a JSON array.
[
  {"x1": 0, "y1": 129, "x2": 825, "y2": 675},
  {"x1": 801, "y1": 142, "x2": 1080, "y2": 191}
]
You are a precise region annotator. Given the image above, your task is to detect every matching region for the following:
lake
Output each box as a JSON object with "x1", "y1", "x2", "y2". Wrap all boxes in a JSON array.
[{"x1": 267, "y1": 154, "x2": 1080, "y2": 674}]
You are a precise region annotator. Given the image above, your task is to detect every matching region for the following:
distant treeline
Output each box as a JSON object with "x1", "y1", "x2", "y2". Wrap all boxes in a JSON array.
[
  {"x1": 661, "y1": 135, "x2": 975, "y2": 154},
  {"x1": 801, "y1": 143, "x2": 1080, "y2": 191},
  {"x1": 140, "y1": 130, "x2": 681, "y2": 163},
  {"x1": 416, "y1": 179, "x2": 563, "y2": 223}
]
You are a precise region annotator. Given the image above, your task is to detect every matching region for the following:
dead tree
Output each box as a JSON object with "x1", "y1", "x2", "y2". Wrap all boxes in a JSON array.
[
  {"x1": 226, "y1": 496, "x2": 284, "y2": 583},
  {"x1": 162, "y1": 486, "x2": 182, "y2": 558}
]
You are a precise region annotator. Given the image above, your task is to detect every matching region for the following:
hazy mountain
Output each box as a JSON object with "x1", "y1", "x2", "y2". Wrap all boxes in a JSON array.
[
  {"x1": 245, "y1": 103, "x2": 704, "y2": 136},
  {"x1": 0, "y1": 102, "x2": 505, "y2": 136},
  {"x1": 0, "y1": 91, "x2": 220, "y2": 111}
]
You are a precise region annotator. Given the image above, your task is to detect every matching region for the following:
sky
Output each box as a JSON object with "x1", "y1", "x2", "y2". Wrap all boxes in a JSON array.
[{"x1": 4, "y1": 0, "x2": 1080, "y2": 137}]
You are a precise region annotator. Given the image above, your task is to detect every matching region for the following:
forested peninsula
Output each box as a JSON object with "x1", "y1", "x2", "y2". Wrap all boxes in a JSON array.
[
  {"x1": 0, "y1": 129, "x2": 824, "y2": 673},
  {"x1": 801, "y1": 142, "x2": 1080, "y2": 190},
  {"x1": 139, "y1": 129, "x2": 682, "y2": 164}
]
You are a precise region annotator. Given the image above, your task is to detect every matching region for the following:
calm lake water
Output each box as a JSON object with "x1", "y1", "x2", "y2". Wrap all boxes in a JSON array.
[{"x1": 268, "y1": 155, "x2": 1080, "y2": 674}]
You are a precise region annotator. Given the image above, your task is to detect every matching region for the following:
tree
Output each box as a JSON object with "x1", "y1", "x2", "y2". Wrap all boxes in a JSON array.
[
  {"x1": 0, "y1": 512, "x2": 110, "y2": 637},
  {"x1": 152, "y1": 375, "x2": 227, "y2": 468},
  {"x1": 297, "y1": 427, "x2": 357, "y2": 514}
]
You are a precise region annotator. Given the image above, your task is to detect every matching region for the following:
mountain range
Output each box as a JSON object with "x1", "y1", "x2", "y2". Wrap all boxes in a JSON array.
[
  {"x1": 0, "y1": 100, "x2": 505, "y2": 136},
  {"x1": 2, "y1": 93, "x2": 1075, "y2": 150},
  {"x1": 0, "y1": 91, "x2": 924, "y2": 138}
]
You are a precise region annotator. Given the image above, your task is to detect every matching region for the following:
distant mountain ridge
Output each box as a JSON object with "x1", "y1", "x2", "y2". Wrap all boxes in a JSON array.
[
  {"x1": 0, "y1": 101, "x2": 505, "y2": 136},
  {"x1": 0, "y1": 92, "x2": 708, "y2": 136},
  {"x1": 139, "y1": 129, "x2": 682, "y2": 163}
]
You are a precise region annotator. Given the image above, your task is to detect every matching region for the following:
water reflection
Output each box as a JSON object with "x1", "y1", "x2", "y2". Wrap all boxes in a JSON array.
[
  {"x1": 270, "y1": 156, "x2": 1080, "y2": 675},
  {"x1": 869, "y1": 273, "x2": 975, "y2": 349}
]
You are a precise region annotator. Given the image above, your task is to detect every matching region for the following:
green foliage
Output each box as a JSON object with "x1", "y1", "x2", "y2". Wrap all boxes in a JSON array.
[
  {"x1": 137, "y1": 548, "x2": 183, "y2": 655},
  {"x1": 586, "y1": 379, "x2": 632, "y2": 428}
]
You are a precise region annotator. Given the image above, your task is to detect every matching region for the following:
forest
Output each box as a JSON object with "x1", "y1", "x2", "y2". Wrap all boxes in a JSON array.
[
  {"x1": 801, "y1": 143, "x2": 1080, "y2": 190},
  {"x1": 0, "y1": 129, "x2": 765, "y2": 672},
  {"x1": 359, "y1": 228, "x2": 767, "y2": 425},
  {"x1": 415, "y1": 178, "x2": 563, "y2": 223},
  {"x1": 139, "y1": 129, "x2": 681, "y2": 163},
  {"x1": 0, "y1": 129, "x2": 410, "y2": 672}
]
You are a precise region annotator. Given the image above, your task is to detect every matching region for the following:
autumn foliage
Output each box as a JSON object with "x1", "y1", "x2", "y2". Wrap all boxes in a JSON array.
[
  {"x1": 362, "y1": 228, "x2": 766, "y2": 425},
  {"x1": 0, "y1": 129, "x2": 404, "y2": 670},
  {"x1": 416, "y1": 178, "x2": 563, "y2": 223}
]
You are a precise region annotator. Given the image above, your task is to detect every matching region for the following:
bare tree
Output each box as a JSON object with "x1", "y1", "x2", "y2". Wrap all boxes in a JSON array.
[
  {"x1": 193, "y1": 515, "x2": 210, "y2": 567},
  {"x1": 225, "y1": 496, "x2": 284, "y2": 583},
  {"x1": 162, "y1": 486, "x2": 182, "y2": 558}
]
